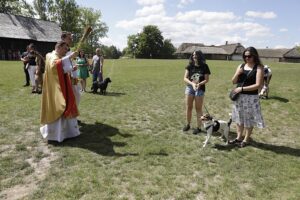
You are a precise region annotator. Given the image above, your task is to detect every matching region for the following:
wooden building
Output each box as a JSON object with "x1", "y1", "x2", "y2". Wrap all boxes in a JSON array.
[
  {"x1": 175, "y1": 42, "x2": 245, "y2": 61},
  {"x1": 181, "y1": 46, "x2": 228, "y2": 60},
  {"x1": 218, "y1": 43, "x2": 245, "y2": 61},
  {"x1": 282, "y1": 48, "x2": 300, "y2": 63},
  {"x1": 257, "y1": 48, "x2": 291, "y2": 62},
  {"x1": 174, "y1": 43, "x2": 205, "y2": 58},
  {"x1": 176, "y1": 42, "x2": 300, "y2": 63},
  {"x1": 0, "y1": 13, "x2": 61, "y2": 60}
]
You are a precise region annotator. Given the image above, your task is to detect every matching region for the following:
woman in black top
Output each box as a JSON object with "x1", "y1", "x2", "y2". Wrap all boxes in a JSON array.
[
  {"x1": 230, "y1": 47, "x2": 265, "y2": 147},
  {"x1": 183, "y1": 50, "x2": 211, "y2": 134}
]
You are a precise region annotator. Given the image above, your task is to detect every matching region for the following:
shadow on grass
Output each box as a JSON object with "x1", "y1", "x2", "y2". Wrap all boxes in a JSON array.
[
  {"x1": 207, "y1": 131, "x2": 238, "y2": 151},
  {"x1": 51, "y1": 122, "x2": 138, "y2": 157},
  {"x1": 213, "y1": 140, "x2": 300, "y2": 157},
  {"x1": 251, "y1": 140, "x2": 300, "y2": 157},
  {"x1": 213, "y1": 144, "x2": 237, "y2": 151},
  {"x1": 267, "y1": 96, "x2": 289, "y2": 103},
  {"x1": 87, "y1": 91, "x2": 126, "y2": 97}
]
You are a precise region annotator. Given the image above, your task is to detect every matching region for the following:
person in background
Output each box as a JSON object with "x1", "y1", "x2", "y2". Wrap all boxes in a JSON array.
[
  {"x1": 0, "y1": 46, "x2": 5, "y2": 60},
  {"x1": 35, "y1": 51, "x2": 45, "y2": 94},
  {"x1": 229, "y1": 46, "x2": 265, "y2": 148},
  {"x1": 26, "y1": 44, "x2": 38, "y2": 93},
  {"x1": 1, "y1": 49, "x2": 5, "y2": 60},
  {"x1": 20, "y1": 45, "x2": 30, "y2": 87},
  {"x1": 91, "y1": 48, "x2": 104, "y2": 83},
  {"x1": 76, "y1": 50, "x2": 90, "y2": 92},
  {"x1": 7, "y1": 49, "x2": 12, "y2": 60},
  {"x1": 183, "y1": 50, "x2": 211, "y2": 135}
]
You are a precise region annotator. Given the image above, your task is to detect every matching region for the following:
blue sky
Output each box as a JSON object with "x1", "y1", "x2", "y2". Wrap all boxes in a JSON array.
[{"x1": 29, "y1": 0, "x2": 300, "y2": 50}]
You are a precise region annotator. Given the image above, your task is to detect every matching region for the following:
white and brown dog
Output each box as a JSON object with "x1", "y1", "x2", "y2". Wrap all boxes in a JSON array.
[{"x1": 201, "y1": 114, "x2": 232, "y2": 147}]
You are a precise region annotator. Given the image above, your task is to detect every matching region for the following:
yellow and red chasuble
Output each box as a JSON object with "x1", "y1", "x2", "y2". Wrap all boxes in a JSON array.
[{"x1": 40, "y1": 51, "x2": 79, "y2": 125}]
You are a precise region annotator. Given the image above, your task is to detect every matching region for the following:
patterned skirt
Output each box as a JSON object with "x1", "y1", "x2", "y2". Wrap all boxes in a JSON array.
[{"x1": 232, "y1": 94, "x2": 265, "y2": 128}]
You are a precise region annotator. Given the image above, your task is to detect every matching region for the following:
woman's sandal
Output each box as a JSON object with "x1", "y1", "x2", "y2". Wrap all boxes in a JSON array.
[
  {"x1": 239, "y1": 141, "x2": 250, "y2": 148},
  {"x1": 228, "y1": 138, "x2": 242, "y2": 145}
]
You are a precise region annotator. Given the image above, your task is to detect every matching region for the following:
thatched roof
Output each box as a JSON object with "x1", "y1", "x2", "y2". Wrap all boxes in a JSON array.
[
  {"x1": 257, "y1": 48, "x2": 291, "y2": 58},
  {"x1": 182, "y1": 46, "x2": 227, "y2": 55},
  {"x1": 218, "y1": 43, "x2": 245, "y2": 54},
  {"x1": 175, "y1": 43, "x2": 204, "y2": 54},
  {"x1": 0, "y1": 13, "x2": 61, "y2": 42},
  {"x1": 283, "y1": 48, "x2": 300, "y2": 58},
  {"x1": 175, "y1": 42, "x2": 245, "y2": 55}
]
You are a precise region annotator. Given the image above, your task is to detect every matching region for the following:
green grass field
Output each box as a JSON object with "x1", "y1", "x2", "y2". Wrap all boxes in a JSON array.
[{"x1": 0, "y1": 59, "x2": 299, "y2": 199}]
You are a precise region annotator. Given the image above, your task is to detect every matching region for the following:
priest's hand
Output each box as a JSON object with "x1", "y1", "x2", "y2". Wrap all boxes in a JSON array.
[{"x1": 69, "y1": 51, "x2": 78, "y2": 60}]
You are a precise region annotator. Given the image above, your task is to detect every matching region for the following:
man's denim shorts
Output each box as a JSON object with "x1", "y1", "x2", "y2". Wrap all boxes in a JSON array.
[{"x1": 185, "y1": 85, "x2": 205, "y2": 97}]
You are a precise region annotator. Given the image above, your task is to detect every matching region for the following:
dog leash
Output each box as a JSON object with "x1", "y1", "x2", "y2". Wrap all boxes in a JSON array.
[{"x1": 204, "y1": 105, "x2": 210, "y2": 116}]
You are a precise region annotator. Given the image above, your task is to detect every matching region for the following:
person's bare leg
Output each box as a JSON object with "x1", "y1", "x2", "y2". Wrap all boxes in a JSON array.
[
  {"x1": 185, "y1": 95, "x2": 194, "y2": 125},
  {"x1": 195, "y1": 96, "x2": 204, "y2": 129}
]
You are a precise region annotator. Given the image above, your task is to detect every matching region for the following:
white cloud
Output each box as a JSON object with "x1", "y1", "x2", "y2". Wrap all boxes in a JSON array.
[
  {"x1": 279, "y1": 28, "x2": 288, "y2": 32},
  {"x1": 116, "y1": 3, "x2": 274, "y2": 49},
  {"x1": 177, "y1": 0, "x2": 194, "y2": 8},
  {"x1": 245, "y1": 11, "x2": 277, "y2": 19},
  {"x1": 137, "y1": 0, "x2": 164, "y2": 6},
  {"x1": 136, "y1": 4, "x2": 165, "y2": 17},
  {"x1": 116, "y1": 15, "x2": 167, "y2": 29},
  {"x1": 116, "y1": 12, "x2": 271, "y2": 48},
  {"x1": 99, "y1": 37, "x2": 114, "y2": 47},
  {"x1": 176, "y1": 10, "x2": 236, "y2": 23},
  {"x1": 99, "y1": 36, "x2": 127, "y2": 49}
]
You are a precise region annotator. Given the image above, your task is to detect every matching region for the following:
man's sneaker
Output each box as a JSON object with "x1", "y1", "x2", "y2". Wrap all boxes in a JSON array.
[
  {"x1": 182, "y1": 124, "x2": 190, "y2": 131},
  {"x1": 192, "y1": 128, "x2": 201, "y2": 135}
]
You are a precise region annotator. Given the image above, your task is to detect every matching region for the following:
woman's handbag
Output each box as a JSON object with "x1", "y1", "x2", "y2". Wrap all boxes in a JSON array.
[{"x1": 229, "y1": 89, "x2": 239, "y2": 101}]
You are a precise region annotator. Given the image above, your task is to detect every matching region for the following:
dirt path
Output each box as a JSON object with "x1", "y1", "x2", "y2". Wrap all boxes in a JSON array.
[{"x1": 0, "y1": 141, "x2": 58, "y2": 200}]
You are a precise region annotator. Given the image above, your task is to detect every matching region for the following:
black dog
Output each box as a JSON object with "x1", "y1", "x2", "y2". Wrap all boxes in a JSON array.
[{"x1": 91, "y1": 77, "x2": 112, "y2": 95}]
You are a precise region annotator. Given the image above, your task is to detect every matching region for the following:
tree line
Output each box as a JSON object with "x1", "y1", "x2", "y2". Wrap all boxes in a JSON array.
[
  {"x1": 1, "y1": 0, "x2": 176, "y2": 59},
  {"x1": 124, "y1": 25, "x2": 176, "y2": 59}
]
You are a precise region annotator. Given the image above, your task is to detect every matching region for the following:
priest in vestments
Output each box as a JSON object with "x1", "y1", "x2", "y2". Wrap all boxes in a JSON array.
[{"x1": 40, "y1": 41, "x2": 80, "y2": 142}]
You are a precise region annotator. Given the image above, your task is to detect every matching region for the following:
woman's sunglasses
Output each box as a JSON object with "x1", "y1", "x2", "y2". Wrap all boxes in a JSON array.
[{"x1": 244, "y1": 55, "x2": 253, "y2": 58}]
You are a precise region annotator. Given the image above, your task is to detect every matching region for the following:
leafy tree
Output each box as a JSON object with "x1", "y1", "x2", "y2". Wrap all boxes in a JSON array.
[
  {"x1": 122, "y1": 47, "x2": 129, "y2": 57},
  {"x1": 125, "y1": 25, "x2": 175, "y2": 59},
  {"x1": 160, "y1": 39, "x2": 176, "y2": 59},
  {"x1": 33, "y1": 0, "x2": 80, "y2": 38},
  {"x1": 75, "y1": 42, "x2": 98, "y2": 56},
  {"x1": 0, "y1": 0, "x2": 35, "y2": 17},
  {"x1": 126, "y1": 34, "x2": 139, "y2": 58},
  {"x1": 77, "y1": 7, "x2": 108, "y2": 47},
  {"x1": 33, "y1": 0, "x2": 49, "y2": 20},
  {"x1": 136, "y1": 25, "x2": 164, "y2": 58},
  {"x1": 33, "y1": 1, "x2": 108, "y2": 49},
  {"x1": 102, "y1": 45, "x2": 122, "y2": 59},
  {"x1": 49, "y1": 0, "x2": 80, "y2": 36}
]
